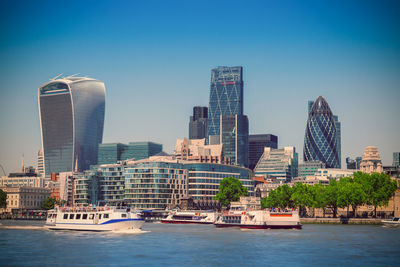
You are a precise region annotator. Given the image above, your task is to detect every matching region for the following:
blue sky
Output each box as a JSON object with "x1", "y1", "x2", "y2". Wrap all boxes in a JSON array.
[{"x1": 0, "y1": 0, "x2": 399, "y2": 173}]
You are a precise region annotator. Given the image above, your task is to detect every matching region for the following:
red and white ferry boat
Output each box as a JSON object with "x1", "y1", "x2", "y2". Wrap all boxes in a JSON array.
[
  {"x1": 161, "y1": 210, "x2": 217, "y2": 224},
  {"x1": 214, "y1": 208, "x2": 302, "y2": 229}
]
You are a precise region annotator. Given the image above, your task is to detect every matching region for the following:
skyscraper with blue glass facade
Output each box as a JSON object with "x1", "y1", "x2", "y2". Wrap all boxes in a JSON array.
[
  {"x1": 39, "y1": 76, "x2": 105, "y2": 176},
  {"x1": 304, "y1": 96, "x2": 340, "y2": 168},
  {"x1": 220, "y1": 114, "x2": 249, "y2": 167},
  {"x1": 208, "y1": 66, "x2": 243, "y2": 138}
]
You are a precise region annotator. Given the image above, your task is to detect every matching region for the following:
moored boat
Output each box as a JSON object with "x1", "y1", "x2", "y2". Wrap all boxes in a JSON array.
[
  {"x1": 45, "y1": 206, "x2": 144, "y2": 231},
  {"x1": 214, "y1": 209, "x2": 302, "y2": 229},
  {"x1": 161, "y1": 210, "x2": 217, "y2": 224},
  {"x1": 382, "y1": 217, "x2": 400, "y2": 227}
]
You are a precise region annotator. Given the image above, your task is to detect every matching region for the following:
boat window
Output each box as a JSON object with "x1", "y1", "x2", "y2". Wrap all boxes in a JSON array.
[
  {"x1": 76, "y1": 214, "x2": 81, "y2": 219},
  {"x1": 69, "y1": 214, "x2": 74, "y2": 219},
  {"x1": 394, "y1": 218, "x2": 399, "y2": 221},
  {"x1": 82, "y1": 214, "x2": 88, "y2": 219},
  {"x1": 99, "y1": 214, "x2": 102, "y2": 219},
  {"x1": 104, "y1": 214, "x2": 109, "y2": 219},
  {"x1": 121, "y1": 214, "x2": 127, "y2": 218},
  {"x1": 48, "y1": 214, "x2": 52, "y2": 218},
  {"x1": 89, "y1": 214, "x2": 94, "y2": 220},
  {"x1": 63, "y1": 214, "x2": 68, "y2": 219}
]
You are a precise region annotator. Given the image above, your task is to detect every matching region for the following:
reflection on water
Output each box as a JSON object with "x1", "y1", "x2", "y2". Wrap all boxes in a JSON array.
[{"x1": 1, "y1": 221, "x2": 400, "y2": 266}]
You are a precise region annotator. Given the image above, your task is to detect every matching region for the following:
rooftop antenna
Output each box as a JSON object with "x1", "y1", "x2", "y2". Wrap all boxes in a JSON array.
[
  {"x1": 50, "y1": 73, "x2": 64, "y2": 81},
  {"x1": 66, "y1": 73, "x2": 80, "y2": 78}
]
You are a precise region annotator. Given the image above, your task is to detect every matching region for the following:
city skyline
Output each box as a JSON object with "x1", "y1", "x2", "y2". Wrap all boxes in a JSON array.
[{"x1": 1, "y1": 1, "x2": 399, "y2": 173}]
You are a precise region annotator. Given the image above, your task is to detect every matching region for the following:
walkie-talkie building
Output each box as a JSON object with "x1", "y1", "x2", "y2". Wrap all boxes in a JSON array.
[
  {"x1": 303, "y1": 96, "x2": 339, "y2": 168},
  {"x1": 38, "y1": 76, "x2": 105, "y2": 176},
  {"x1": 207, "y1": 66, "x2": 243, "y2": 138}
]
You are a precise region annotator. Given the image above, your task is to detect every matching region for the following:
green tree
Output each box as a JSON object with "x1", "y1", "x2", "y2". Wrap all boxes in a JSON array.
[
  {"x1": 214, "y1": 177, "x2": 248, "y2": 208},
  {"x1": 291, "y1": 183, "x2": 312, "y2": 217},
  {"x1": 309, "y1": 183, "x2": 328, "y2": 217},
  {"x1": 337, "y1": 177, "x2": 356, "y2": 217},
  {"x1": 355, "y1": 172, "x2": 398, "y2": 217},
  {"x1": 41, "y1": 197, "x2": 59, "y2": 210},
  {"x1": 261, "y1": 184, "x2": 294, "y2": 209},
  {"x1": 0, "y1": 189, "x2": 6, "y2": 208},
  {"x1": 324, "y1": 179, "x2": 340, "y2": 218}
]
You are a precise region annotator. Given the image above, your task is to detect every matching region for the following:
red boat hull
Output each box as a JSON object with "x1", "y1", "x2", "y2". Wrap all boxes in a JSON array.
[
  {"x1": 161, "y1": 220, "x2": 213, "y2": 224},
  {"x1": 214, "y1": 223, "x2": 302, "y2": 229}
]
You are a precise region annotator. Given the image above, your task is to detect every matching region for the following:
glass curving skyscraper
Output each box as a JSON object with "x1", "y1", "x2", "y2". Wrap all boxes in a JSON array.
[
  {"x1": 38, "y1": 76, "x2": 105, "y2": 176},
  {"x1": 208, "y1": 66, "x2": 243, "y2": 138},
  {"x1": 304, "y1": 96, "x2": 339, "y2": 168}
]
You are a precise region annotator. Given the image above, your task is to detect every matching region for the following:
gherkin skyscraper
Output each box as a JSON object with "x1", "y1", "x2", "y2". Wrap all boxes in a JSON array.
[{"x1": 303, "y1": 96, "x2": 339, "y2": 168}]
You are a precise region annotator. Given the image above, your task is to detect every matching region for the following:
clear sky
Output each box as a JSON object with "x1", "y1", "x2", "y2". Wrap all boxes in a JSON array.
[{"x1": 0, "y1": 0, "x2": 399, "y2": 174}]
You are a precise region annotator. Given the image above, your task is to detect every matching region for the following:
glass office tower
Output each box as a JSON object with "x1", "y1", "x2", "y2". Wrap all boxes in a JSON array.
[
  {"x1": 39, "y1": 76, "x2": 105, "y2": 176},
  {"x1": 189, "y1": 106, "x2": 208, "y2": 139},
  {"x1": 307, "y1": 98, "x2": 341, "y2": 168},
  {"x1": 220, "y1": 114, "x2": 249, "y2": 167},
  {"x1": 208, "y1": 66, "x2": 243, "y2": 137},
  {"x1": 304, "y1": 96, "x2": 339, "y2": 168},
  {"x1": 248, "y1": 134, "x2": 278, "y2": 170}
]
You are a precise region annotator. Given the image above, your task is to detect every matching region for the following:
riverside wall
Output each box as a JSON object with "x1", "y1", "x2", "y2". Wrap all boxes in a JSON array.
[{"x1": 300, "y1": 218, "x2": 382, "y2": 225}]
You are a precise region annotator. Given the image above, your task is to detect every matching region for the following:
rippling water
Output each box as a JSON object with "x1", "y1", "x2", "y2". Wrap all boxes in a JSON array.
[{"x1": 1, "y1": 220, "x2": 399, "y2": 266}]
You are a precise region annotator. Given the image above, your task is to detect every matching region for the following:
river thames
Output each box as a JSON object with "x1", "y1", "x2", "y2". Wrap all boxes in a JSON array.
[{"x1": 1, "y1": 221, "x2": 399, "y2": 266}]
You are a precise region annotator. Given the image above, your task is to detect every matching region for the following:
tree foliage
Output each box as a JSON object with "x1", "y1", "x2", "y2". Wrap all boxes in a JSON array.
[
  {"x1": 214, "y1": 177, "x2": 248, "y2": 208},
  {"x1": 0, "y1": 189, "x2": 6, "y2": 208},
  {"x1": 41, "y1": 197, "x2": 59, "y2": 210},
  {"x1": 260, "y1": 172, "x2": 398, "y2": 218}
]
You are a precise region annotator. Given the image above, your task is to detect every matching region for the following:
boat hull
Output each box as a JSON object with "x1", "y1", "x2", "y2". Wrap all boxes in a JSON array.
[
  {"x1": 161, "y1": 220, "x2": 213, "y2": 224},
  {"x1": 214, "y1": 223, "x2": 302, "y2": 229},
  {"x1": 45, "y1": 219, "x2": 144, "y2": 232}
]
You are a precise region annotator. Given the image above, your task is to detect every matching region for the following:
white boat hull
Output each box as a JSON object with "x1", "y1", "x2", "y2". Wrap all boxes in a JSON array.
[{"x1": 46, "y1": 219, "x2": 144, "y2": 232}]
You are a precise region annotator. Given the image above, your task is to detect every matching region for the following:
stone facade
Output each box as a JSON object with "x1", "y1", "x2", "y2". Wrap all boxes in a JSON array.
[{"x1": 360, "y1": 146, "x2": 383, "y2": 174}]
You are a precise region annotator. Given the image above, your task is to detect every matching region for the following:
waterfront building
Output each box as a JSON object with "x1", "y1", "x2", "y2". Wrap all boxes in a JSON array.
[
  {"x1": 254, "y1": 147, "x2": 298, "y2": 183},
  {"x1": 208, "y1": 66, "x2": 243, "y2": 138},
  {"x1": 393, "y1": 152, "x2": 400, "y2": 167},
  {"x1": 125, "y1": 158, "x2": 188, "y2": 209},
  {"x1": 314, "y1": 168, "x2": 354, "y2": 180},
  {"x1": 74, "y1": 169, "x2": 100, "y2": 205},
  {"x1": 97, "y1": 143, "x2": 128, "y2": 165},
  {"x1": 298, "y1": 161, "x2": 326, "y2": 177},
  {"x1": 175, "y1": 138, "x2": 229, "y2": 164},
  {"x1": 185, "y1": 162, "x2": 253, "y2": 201},
  {"x1": 220, "y1": 114, "x2": 249, "y2": 167},
  {"x1": 304, "y1": 96, "x2": 340, "y2": 168},
  {"x1": 360, "y1": 146, "x2": 383, "y2": 174},
  {"x1": 189, "y1": 106, "x2": 208, "y2": 139},
  {"x1": 0, "y1": 172, "x2": 45, "y2": 188},
  {"x1": 74, "y1": 155, "x2": 254, "y2": 209},
  {"x1": 38, "y1": 76, "x2": 105, "y2": 176},
  {"x1": 249, "y1": 134, "x2": 278, "y2": 170},
  {"x1": 37, "y1": 149, "x2": 44, "y2": 178},
  {"x1": 1, "y1": 186, "x2": 50, "y2": 213},
  {"x1": 120, "y1": 142, "x2": 163, "y2": 161}
]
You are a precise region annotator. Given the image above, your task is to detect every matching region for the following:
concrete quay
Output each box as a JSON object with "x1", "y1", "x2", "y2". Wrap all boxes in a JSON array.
[{"x1": 301, "y1": 218, "x2": 382, "y2": 225}]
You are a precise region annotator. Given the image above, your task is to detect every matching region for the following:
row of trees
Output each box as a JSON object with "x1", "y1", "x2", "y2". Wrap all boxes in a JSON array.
[{"x1": 261, "y1": 172, "x2": 398, "y2": 217}]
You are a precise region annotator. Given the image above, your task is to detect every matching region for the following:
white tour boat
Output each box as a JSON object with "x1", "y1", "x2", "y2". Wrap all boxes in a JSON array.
[
  {"x1": 214, "y1": 208, "x2": 302, "y2": 229},
  {"x1": 161, "y1": 210, "x2": 218, "y2": 224},
  {"x1": 45, "y1": 206, "x2": 144, "y2": 231},
  {"x1": 382, "y1": 217, "x2": 400, "y2": 227}
]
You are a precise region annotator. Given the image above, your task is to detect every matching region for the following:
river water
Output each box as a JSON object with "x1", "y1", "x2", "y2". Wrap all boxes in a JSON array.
[{"x1": 1, "y1": 221, "x2": 399, "y2": 266}]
